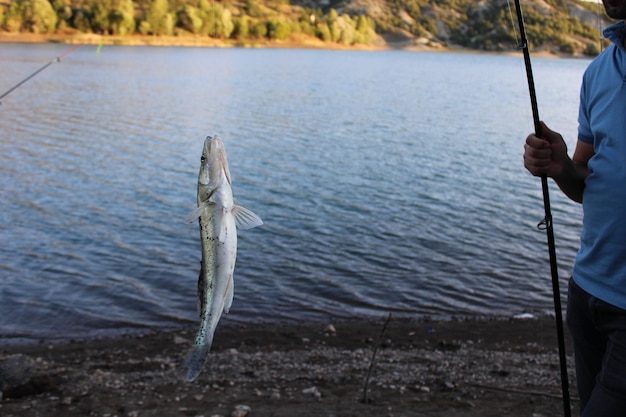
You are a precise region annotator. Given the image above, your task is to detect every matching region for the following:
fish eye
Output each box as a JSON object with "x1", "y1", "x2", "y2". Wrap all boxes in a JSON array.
[{"x1": 201, "y1": 155, "x2": 206, "y2": 162}]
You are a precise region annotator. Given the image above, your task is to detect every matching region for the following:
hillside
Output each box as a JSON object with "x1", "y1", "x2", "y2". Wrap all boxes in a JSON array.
[
  {"x1": 328, "y1": 0, "x2": 613, "y2": 54},
  {"x1": 0, "y1": 0, "x2": 615, "y2": 55}
]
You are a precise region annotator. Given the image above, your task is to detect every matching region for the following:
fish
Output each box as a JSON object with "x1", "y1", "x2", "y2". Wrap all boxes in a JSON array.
[{"x1": 182, "y1": 135, "x2": 263, "y2": 382}]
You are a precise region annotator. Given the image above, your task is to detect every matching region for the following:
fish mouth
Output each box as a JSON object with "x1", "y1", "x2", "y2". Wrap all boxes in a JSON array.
[{"x1": 203, "y1": 136, "x2": 231, "y2": 185}]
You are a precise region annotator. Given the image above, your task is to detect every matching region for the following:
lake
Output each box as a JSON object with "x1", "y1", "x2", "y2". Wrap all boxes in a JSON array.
[{"x1": 0, "y1": 43, "x2": 590, "y2": 341}]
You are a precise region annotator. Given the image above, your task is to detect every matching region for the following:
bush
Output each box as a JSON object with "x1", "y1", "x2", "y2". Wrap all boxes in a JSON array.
[
  {"x1": 583, "y1": 41, "x2": 600, "y2": 56},
  {"x1": 250, "y1": 21, "x2": 267, "y2": 38},
  {"x1": 232, "y1": 16, "x2": 249, "y2": 39},
  {"x1": 267, "y1": 18, "x2": 290, "y2": 40}
]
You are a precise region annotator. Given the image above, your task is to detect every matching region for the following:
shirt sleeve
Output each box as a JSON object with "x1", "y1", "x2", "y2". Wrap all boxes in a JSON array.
[{"x1": 577, "y1": 74, "x2": 594, "y2": 144}]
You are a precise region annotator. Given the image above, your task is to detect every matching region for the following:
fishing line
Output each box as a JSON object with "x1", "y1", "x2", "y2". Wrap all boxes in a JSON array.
[
  {"x1": 507, "y1": 1, "x2": 572, "y2": 416},
  {"x1": 0, "y1": 44, "x2": 80, "y2": 105}
]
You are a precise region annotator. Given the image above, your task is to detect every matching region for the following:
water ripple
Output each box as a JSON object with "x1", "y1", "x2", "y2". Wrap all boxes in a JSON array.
[{"x1": 0, "y1": 45, "x2": 589, "y2": 340}]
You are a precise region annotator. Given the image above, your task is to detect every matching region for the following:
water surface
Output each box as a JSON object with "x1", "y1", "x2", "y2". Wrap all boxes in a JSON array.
[{"x1": 0, "y1": 44, "x2": 589, "y2": 340}]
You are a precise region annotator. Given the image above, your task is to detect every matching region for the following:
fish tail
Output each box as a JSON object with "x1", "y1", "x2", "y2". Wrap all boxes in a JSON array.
[{"x1": 181, "y1": 344, "x2": 210, "y2": 382}]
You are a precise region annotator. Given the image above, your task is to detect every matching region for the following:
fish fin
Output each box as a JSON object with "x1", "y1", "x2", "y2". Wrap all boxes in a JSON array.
[
  {"x1": 181, "y1": 344, "x2": 210, "y2": 382},
  {"x1": 233, "y1": 205, "x2": 263, "y2": 230},
  {"x1": 186, "y1": 202, "x2": 212, "y2": 223},
  {"x1": 223, "y1": 274, "x2": 234, "y2": 314}
]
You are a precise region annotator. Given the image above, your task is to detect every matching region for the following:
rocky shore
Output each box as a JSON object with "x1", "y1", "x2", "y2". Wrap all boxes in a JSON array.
[{"x1": 1, "y1": 316, "x2": 579, "y2": 417}]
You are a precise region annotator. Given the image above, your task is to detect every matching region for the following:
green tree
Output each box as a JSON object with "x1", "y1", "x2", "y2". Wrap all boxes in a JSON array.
[
  {"x1": 245, "y1": 0, "x2": 263, "y2": 18},
  {"x1": 91, "y1": 0, "x2": 111, "y2": 33},
  {"x1": 267, "y1": 18, "x2": 290, "y2": 40},
  {"x1": 145, "y1": 0, "x2": 173, "y2": 35},
  {"x1": 232, "y1": 15, "x2": 249, "y2": 39},
  {"x1": 198, "y1": 0, "x2": 233, "y2": 38},
  {"x1": 3, "y1": 0, "x2": 23, "y2": 32},
  {"x1": 326, "y1": 8, "x2": 339, "y2": 42},
  {"x1": 316, "y1": 22, "x2": 331, "y2": 41},
  {"x1": 178, "y1": 5, "x2": 202, "y2": 33},
  {"x1": 584, "y1": 41, "x2": 600, "y2": 56},
  {"x1": 110, "y1": 0, "x2": 135, "y2": 35},
  {"x1": 335, "y1": 14, "x2": 355, "y2": 44},
  {"x1": 354, "y1": 14, "x2": 376, "y2": 44},
  {"x1": 249, "y1": 20, "x2": 266, "y2": 38},
  {"x1": 21, "y1": 0, "x2": 58, "y2": 33},
  {"x1": 72, "y1": 8, "x2": 92, "y2": 32},
  {"x1": 91, "y1": 0, "x2": 135, "y2": 35},
  {"x1": 51, "y1": 0, "x2": 71, "y2": 29}
]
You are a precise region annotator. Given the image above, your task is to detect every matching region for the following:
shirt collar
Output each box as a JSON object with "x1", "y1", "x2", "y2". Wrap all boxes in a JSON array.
[{"x1": 603, "y1": 21, "x2": 626, "y2": 51}]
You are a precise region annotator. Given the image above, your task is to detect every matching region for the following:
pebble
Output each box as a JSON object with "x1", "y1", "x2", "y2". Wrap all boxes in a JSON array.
[
  {"x1": 173, "y1": 336, "x2": 188, "y2": 345},
  {"x1": 231, "y1": 404, "x2": 251, "y2": 417},
  {"x1": 302, "y1": 386, "x2": 322, "y2": 399}
]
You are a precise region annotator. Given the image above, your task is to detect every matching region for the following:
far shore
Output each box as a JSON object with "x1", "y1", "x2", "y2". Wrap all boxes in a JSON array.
[{"x1": 0, "y1": 31, "x2": 583, "y2": 59}]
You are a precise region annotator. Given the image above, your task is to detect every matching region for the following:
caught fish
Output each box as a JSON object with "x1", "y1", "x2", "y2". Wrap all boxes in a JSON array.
[{"x1": 183, "y1": 135, "x2": 262, "y2": 382}]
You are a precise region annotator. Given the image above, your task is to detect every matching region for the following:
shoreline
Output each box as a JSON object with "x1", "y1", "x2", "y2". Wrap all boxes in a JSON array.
[
  {"x1": 0, "y1": 31, "x2": 580, "y2": 58},
  {"x1": 1, "y1": 316, "x2": 580, "y2": 416},
  {"x1": 0, "y1": 31, "x2": 438, "y2": 50}
]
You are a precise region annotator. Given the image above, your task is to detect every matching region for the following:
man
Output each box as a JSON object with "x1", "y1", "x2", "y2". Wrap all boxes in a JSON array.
[{"x1": 523, "y1": 1, "x2": 626, "y2": 415}]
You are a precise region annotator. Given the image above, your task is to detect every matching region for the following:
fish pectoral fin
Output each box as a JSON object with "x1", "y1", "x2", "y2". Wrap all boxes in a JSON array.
[
  {"x1": 233, "y1": 205, "x2": 263, "y2": 230},
  {"x1": 223, "y1": 275, "x2": 234, "y2": 314},
  {"x1": 186, "y1": 202, "x2": 214, "y2": 223}
]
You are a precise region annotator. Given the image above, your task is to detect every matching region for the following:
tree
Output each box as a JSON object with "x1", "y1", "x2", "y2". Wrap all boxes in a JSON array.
[
  {"x1": 109, "y1": 0, "x2": 135, "y2": 35},
  {"x1": 245, "y1": 0, "x2": 263, "y2": 18},
  {"x1": 354, "y1": 14, "x2": 376, "y2": 44},
  {"x1": 335, "y1": 14, "x2": 355, "y2": 45},
  {"x1": 51, "y1": 0, "x2": 72, "y2": 29},
  {"x1": 91, "y1": 0, "x2": 135, "y2": 35},
  {"x1": 178, "y1": 5, "x2": 203, "y2": 34},
  {"x1": 72, "y1": 8, "x2": 92, "y2": 32},
  {"x1": 21, "y1": 0, "x2": 58, "y2": 33},
  {"x1": 326, "y1": 8, "x2": 339, "y2": 42},
  {"x1": 249, "y1": 20, "x2": 266, "y2": 38},
  {"x1": 145, "y1": 0, "x2": 173, "y2": 35},
  {"x1": 198, "y1": 0, "x2": 233, "y2": 38},
  {"x1": 267, "y1": 18, "x2": 290, "y2": 40},
  {"x1": 232, "y1": 15, "x2": 249, "y2": 39},
  {"x1": 3, "y1": 0, "x2": 23, "y2": 32},
  {"x1": 316, "y1": 22, "x2": 331, "y2": 42}
]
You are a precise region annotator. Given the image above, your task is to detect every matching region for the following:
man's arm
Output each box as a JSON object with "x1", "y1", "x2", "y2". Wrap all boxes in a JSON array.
[{"x1": 552, "y1": 140, "x2": 593, "y2": 203}]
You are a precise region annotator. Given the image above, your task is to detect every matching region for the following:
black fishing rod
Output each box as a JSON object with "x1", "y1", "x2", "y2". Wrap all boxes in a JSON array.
[
  {"x1": 512, "y1": 1, "x2": 571, "y2": 416},
  {"x1": 0, "y1": 44, "x2": 79, "y2": 104}
]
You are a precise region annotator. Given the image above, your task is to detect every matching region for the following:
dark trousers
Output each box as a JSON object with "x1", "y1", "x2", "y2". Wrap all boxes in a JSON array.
[{"x1": 566, "y1": 278, "x2": 626, "y2": 416}]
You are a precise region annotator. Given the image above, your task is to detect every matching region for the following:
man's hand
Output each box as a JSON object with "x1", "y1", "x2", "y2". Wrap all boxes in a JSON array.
[{"x1": 524, "y1": 121, "x2": 569, "y2": 178}]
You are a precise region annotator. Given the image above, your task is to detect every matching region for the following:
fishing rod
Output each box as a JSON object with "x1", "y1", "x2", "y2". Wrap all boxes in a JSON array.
[
  {"x1": 511, "y1": 1, "x2": 571, "y2": 416},
  {"x1": 0, "y1": 44, "x2": 79, "y2": 104}
]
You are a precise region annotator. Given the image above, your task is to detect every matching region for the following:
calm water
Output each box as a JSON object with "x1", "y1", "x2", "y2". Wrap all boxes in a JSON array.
[{"x1": 0, "y1": 44, "x2": 590, "y2": 341}]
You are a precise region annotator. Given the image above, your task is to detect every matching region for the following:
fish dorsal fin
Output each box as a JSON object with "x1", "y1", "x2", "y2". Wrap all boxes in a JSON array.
[{"x1": 234, "y1": 205, "x2": 263, "y2": 230}]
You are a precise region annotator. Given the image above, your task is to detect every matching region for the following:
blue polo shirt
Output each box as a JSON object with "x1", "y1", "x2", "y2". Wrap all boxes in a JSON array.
[{"x1": 574, "y1": 21, "x2": 626, "y2": 309}]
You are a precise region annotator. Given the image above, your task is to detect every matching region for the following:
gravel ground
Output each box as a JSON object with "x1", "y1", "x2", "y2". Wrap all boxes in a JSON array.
[{"x1": 0, "y1": 316, "x2": 580, "y2": 417}]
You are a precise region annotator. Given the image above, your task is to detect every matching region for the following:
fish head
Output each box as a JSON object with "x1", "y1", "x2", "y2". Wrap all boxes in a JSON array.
[{"x1": 199, "y1": 135, "x2": 232, "y2": 188}]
